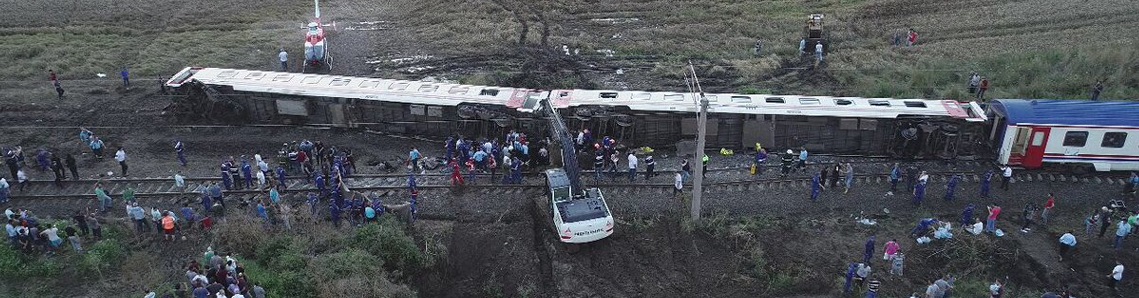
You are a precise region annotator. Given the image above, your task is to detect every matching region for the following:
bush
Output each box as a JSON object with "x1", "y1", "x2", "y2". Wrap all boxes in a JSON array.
[
  {"x1": 0, "y1": 246, "x2": 61, "y2": 278},
  {"x1": 80, "y1": 239, "x2": 126, "y2": 275},
  {"x1": 215, "y1": 216, "x2": 270, "y2": 258},
  {"x1": 352, "y1": 217, "x2": 432, "y2": 277}
]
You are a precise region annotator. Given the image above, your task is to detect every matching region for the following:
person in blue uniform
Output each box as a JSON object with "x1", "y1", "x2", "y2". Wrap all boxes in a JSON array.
[
  {"x1": 314, "y1": 172, "x2": 327, "y2": 196},
  {"x1": 409, "y1": 190, "x2": 419, "y2": 224},
  {"x1": 329, "y1": 202, "x2": 342, "y2": 228},
  {"x1": 371, "y1": 194, "x2": 385, "y2": 218},
  {"x1": 911, "y1": 218, "x2": 938, "y2": 237},
  {"x1": 843, "y1": 263, "x2": 857, "y2": 295},
  {"x1": 961, "y1": 204, "x2": 975, "y2": 227},
  {"x1": 307, "y1": 192, "x2": 320, "y2": 217},
  {"x1": 981, "y1": 170, "x2": 994, "y2": 198},
  {"x1": 174, "y1": 140, "x2": 187, "y2": 167},
  {"x1": 407, "y1": 173, "x2": 418, "y2": 191},
  {"x1": 276, "y1": 166, "x2": 288, "y2": 190},
  {"x1": 754, "y1": 149, "x2": 767, "y2": 175},
  {"x1": 944, "y1": 174, "x2": 961, "y2": 201},
  {"x1": 811, "y1": 172, "x2": 824, "y2": 202},
  {"x1": 913, "y1": 178, "x2": 927, "y2": 206},
  {"x1": 220, "y1": 162, "x2": 233, "y2": 190},
  {"x1": 862, "y1": 235, "x2": 876, "y2": 264},
  {"x1": 445, "y1": 136, "x2": 455, "y2": 163},
  {"x1": 241, "y1": 159, "x2": 253, "y2": 189}
]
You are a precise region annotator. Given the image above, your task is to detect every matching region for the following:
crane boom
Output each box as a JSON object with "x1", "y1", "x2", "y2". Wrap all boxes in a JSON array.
[{"x1": 540, "y1": 97, "x2": 583, "y2": 194}]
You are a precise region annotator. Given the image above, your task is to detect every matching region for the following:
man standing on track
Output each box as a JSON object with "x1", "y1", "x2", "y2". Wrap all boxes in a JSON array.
[
  {"x1": 644, "y1": 155, "x2": 655, "y2": 180},
  {"x1": 114, "y1": 147, "x2": 128, "y2": 176},
  {"x1": 174, "y1": 140, "x2": 187, "y2": 167},
  {"x1": 912, "y1": 178, "x2": 926, "y2": 206},
  {"x1": 65, "y1": 153, "x2": 78, "y2": 180},
  {"x1": 626, "y1": 152, "x2": 638, "y2": 182},
  {"x1": 888, "y1": 163, "x2": 901, "y2": 196},
  {"x1": 241, "y1": 159, "x2": 253, "y2": 190},
  {"x1": 95, "y1": 183, "x2": 112, "y2": 212}
]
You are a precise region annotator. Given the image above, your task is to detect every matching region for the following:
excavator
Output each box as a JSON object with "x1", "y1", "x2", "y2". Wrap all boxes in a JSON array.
[{"x1": 801, "y1": 14, "x2": 827, "y2": 55}]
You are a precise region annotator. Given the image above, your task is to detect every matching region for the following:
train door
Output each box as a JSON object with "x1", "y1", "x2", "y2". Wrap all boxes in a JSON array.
[
  {"x1": 1006, "y1": 127, "x2": 1031, "y2": 165},
  {"x1": 1022, "y1": 127, "x2": 1050, "y2": 169}
]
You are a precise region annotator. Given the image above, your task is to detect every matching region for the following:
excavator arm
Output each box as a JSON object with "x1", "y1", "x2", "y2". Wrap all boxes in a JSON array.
[{"x1": 540, "y1": 97, "x2": 584, "y2": 194}]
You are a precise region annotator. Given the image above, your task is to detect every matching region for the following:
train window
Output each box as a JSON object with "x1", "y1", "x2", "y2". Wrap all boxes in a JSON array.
[
  {"x1": 329, "y1": 78, "x2": 351, "y2": 87},
  {"x1": 557, "y1": 91, "x2": 571, "y2": 98},
  {"x1": 869, "y1": 100, "x2": 891, "y2": 107},
  {"x1": 479, "y1": 89, "x2": 499, "y2": 96},
  {"x1": 417, "y1": 84, "x2": 438, "y2": 92},
  {"x1": 272, "y1": 74, "x2": 294, "y2": 82},
  {"x1": 599, "y1": 92, "x2": 618, "y2": 99},
  {"x1": 799, "y1": 98, "x2": 820, "y2": 105},
  {"x1": 632, "y1": 92, "x2": 651, "y2": 100},
  {"x1": 664, "y1": 94, "x2": 685, "y2": 101},
  {"x1": 1031, "y1": 132, "x2": 1045, "y2": 146},
  {"x1": 448, "y1": 86, "x2": 470, "y2": 94},
  {"x1": 1102, "y1": 132, "x2": 1128, "y2": 148},
  {"x1": 764, "y1": 97, "x2": 784, "y2": 104},
  {"x1": 216, "y1": 71, "x2": 238, "y2": 79},
  {"x1": 244, "y1": 72, "x2": 265, "y2": 80},
  {"x1": 903, "y1": 101, "x2": 927, "y2": 108},
  {"x1": 389, "y1": 82, "x2": 409, "y2": 90},
  {"x1": 302, "y1": 76, "x2": 321, "y2": 84},
  {"x1": 834, "y1": 99, "x2": 853, "y2": 105},
  {"x1": 732, "y1": 96, "x2": 752, "y2": 103},
  {"x1": 1063, "y1": 131, "x2": 1088, "y2": 147}
]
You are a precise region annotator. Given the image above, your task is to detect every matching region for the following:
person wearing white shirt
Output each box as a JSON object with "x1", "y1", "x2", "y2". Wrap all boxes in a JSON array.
[
  {"x1": 115, "y1": 147, "x2": 128, "y2": 176},
  {"x1": 1058, "y1": 231, "x2": 1076, "y2": 261},
  {"x1": 1000, "y1": 165, "x2": 1012, "y2": 191},
  {"x1": 626, "y1": 153, "x2": 638, "y2": 182},
  {"x1": 16, "y1": 169, "x2": 28, "y2": 191},
  {"x1": 174, "y1": 172, "x2": 186, "y2": 190},
  {"x1": 278, "y1": 48, "x2": 288, "y2": 72},
  {"x1": 1109, "y1": 261, "x2": 1124, "y2": 290},
  {"x1": 814, "y1": 41, "x2": 824, "y2": 62}
]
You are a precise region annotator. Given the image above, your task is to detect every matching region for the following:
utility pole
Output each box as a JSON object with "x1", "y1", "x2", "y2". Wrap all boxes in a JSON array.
[{"x1": 688, "y1": 62, "x2": 709, "y2": 221}]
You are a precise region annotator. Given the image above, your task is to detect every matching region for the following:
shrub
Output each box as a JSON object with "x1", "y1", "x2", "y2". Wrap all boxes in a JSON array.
[
  {"x1": 80, "y1": 239, "x2": 126, "y2": 275},
  {"x1": 215, "y1": 215, "x2": 269, "y2": 258},
  {"x1": 0, "y1": 246, "x2": 61, "y2": 278},
  {"x1": 352, "y1": 217, "x2": 432, "y2": 277}
]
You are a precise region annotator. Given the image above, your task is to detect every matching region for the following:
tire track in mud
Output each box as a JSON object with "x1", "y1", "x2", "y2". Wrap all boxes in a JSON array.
[{"x1": 528, "y1": 195, "x2": 559, "y2": 297}]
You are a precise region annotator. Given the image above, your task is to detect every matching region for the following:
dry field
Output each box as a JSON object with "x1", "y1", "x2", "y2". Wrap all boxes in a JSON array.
[{"x1": 1, "y1": 0, "x2": 1135, "y2": 99}]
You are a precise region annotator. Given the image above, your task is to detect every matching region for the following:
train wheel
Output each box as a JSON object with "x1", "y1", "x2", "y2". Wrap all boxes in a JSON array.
[{"x1": 1068, "y1": 164, "x2": 1093, "y2": 176}]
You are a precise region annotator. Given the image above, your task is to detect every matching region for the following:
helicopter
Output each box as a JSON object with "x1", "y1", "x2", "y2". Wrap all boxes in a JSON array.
[{"x1": 302, "y1": 0, "x2": 335, "y2": 73}]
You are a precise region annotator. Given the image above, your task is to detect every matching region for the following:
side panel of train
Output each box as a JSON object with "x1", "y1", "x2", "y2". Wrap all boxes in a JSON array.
[
  {"x1": 216, "y1": 88, "x2": 974, "y2": 156},
  {"x1": 998, "y1": 125, "x2": 1139, "y2": 171}
]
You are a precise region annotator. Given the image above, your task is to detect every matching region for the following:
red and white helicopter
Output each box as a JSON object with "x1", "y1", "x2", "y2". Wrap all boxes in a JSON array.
[{"x1": 303, "y1": 0, "x2": 335, "y2": 73}]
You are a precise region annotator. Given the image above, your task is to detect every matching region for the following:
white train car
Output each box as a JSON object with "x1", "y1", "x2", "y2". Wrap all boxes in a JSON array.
[
  {"x1": 165, "y1": 67, "x2": 988, "y2": 156},
  {"x1": 989, "y1": 99, "x2": 1139, "y2": 172}
]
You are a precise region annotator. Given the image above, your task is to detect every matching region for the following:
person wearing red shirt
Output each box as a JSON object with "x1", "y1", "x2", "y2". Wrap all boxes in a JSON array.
[
  {"x1": 450, "y1": 161, "x2": 464, "y2": 186},
  {"x1": 907, "y1": 29, "x2": 918, "y2": 46},
  {"x1": 987, "y1": 205, "x2": 1002, "y2": 233},
  {"x1": 978, "y1": 78, "x2": 990, "y2": 100},
  {"x1": 1042, "y1": 193, "x2": 1056, "y2": 225}
]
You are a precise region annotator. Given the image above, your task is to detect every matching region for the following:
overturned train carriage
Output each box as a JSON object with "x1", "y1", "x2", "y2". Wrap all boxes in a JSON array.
[{"x1": 165, "y1": 67, "x2": 989, "y2": 158}]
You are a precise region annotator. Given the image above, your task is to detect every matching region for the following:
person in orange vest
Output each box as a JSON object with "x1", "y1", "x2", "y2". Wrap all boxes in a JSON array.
[{"x1": 161, "y1": 212, "x2": 177, "y2": 241}]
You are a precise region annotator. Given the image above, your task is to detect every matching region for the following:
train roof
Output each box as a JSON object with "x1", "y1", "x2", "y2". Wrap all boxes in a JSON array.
[
  {"x1": 166, "y1": 67, "x2": 987, "y2": 121},
  {"x1": 991, "y1": 99, "x2": 1139, "y2": 128}
]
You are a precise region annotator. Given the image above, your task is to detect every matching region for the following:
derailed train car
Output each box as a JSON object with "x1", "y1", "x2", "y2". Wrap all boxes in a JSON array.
[{"x1": 165, "y1": 67, "x2": 989, "y2": 158}]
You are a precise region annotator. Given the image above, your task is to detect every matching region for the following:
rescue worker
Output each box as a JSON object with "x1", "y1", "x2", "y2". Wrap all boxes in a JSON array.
[
  {"x1": 241, "y1": 159, "x2": 253, "y2": 190},
  {"x1": 944, "y1": 174, "x2": 961, "y2": 201},
  {"x1": 627, "y1": 152, "x2": 638, "y2": 182},
  {"x1": 314, "y1": 171, "x2": 327, "y2": 196},
  {"x1": 276, "y1": 166, "x2": 288, "y2": 190},
  {"x1": 644, "y1": 156, "x2": 656, "y2": 180},
  {"x1": 445, "y1": 136, "x2": 456, "y2": 163},
  {"x1": 981, "y1": 169, "x2": 994, "y2": 198},
  {"x1": 590, "y1": 150, "x2": 603, "y2": 181},
  {"x1": 780, "y1": 149, "x2": 795, "y2": 176},
  {"x1": 89, "y1": 137, "x2": 104, "y2": 159},
  {"x1": 913, "y1": 177, "x2": 927, "y2": 206},
  {"x1": 811, "y1": 172, "x2": 823, "y2": 202},
  {"x1": 754, "y1": 149, "x2": 767, "y2": 175},
  {"x1": 220, "y1": 161, "x2": 233, "y2": 190},
  {"x1": 329, "y1": 201, "x2": 342, "y2": 228}
]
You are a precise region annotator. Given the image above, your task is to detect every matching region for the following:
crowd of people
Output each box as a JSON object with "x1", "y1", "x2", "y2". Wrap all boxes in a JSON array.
[
  {"x1": 5, "y1": 207, "x2": 102, "y2": 256},
  {"x1": 181, "y1": 247, "x2": 266, "y2": 298}
]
